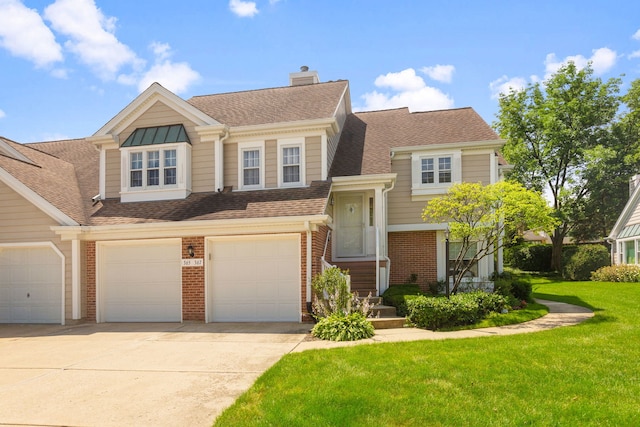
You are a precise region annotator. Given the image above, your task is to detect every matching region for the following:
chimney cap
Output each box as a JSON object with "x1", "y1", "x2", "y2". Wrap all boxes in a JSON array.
[{"x1": 300, "y1": 65, "x2": 309, "y2": 72}]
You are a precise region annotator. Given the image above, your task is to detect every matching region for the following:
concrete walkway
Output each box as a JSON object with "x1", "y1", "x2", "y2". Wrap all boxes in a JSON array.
[
  {"x1": 291, "y1": 299, "x2": 594, "y2": 352},
  {"x1": 0, "y1": 299, "x2": 593, "y2": 427}
]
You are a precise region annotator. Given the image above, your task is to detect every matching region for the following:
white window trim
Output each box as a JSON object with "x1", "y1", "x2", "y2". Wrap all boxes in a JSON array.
[
  {"x1": 238, "y1": 141, "x2": 265, "y2": 190},
  {"x1": 411, "y1": 150, "x2": 461, "y2": 197},
  {"x1": 277, "y1": 137, "x2": 306, "y2": 188},
  {"x1": 120, "y1": 142, "x2": 191, "y2": 202}
]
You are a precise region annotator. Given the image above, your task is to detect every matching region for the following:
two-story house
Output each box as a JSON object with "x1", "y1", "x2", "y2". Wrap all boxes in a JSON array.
[{"x1": 0, "y1": 68, "x2": 506, "y2": 325}]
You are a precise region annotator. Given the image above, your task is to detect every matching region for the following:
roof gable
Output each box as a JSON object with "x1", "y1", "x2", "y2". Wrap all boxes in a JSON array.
[{"x1": 93, "y1": 82, "x2": 220, "y2": 138}]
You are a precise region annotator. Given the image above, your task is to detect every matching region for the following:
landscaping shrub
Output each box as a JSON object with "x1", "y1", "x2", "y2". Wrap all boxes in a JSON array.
[
  {"x1": 562, "y1": 244, "x2": 610, "y2": 281},
  {"x1": 511, "y1": 279, "x2": 533, "y2": 301},
  {"x1": 382, "y1": 284, "x2": 426, "y2": 316},
  {"x1": 591, "y1": 264, "x2": 640, "y2": 282},
  {"x1": 406, "y1": 291, "x2": 507, "y2": 330},
  {"x1": 310, "y1": 267, "x2": 374, "y2": 341},
  {"x1": 508, "y1": 243, "x2": 553, "y2": 272},
  {"x1": 311, "y1": 312, "x2": 375, "y2": 341}
]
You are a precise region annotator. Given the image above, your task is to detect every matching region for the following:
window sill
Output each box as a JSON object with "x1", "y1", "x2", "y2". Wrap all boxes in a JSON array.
[{"x1": 120, "y1": 187, "x2": 190, "y2": 203}]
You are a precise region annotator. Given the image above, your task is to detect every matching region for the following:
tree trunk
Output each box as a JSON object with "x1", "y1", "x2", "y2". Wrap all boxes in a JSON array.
[{"x1": 550, "y1": 231, "x2": 565, "y2": 272}]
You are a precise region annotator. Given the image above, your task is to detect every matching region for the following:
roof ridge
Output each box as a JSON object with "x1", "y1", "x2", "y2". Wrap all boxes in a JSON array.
[
  {"x1": 187, "y1": 79, "x2": 348, "y2": 100},
  {"x1": 0, "y1": 152, "x2": 42, "y2": 168}
]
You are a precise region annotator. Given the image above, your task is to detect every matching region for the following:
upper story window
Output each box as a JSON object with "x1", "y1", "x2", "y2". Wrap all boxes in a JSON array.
[
  {"x1": 278, "y1": 137, "x2": 305, "y2": 187},
  {"x1": 120, "y1": 124, "x2": 191, "y2": 202},
  {"x1": 411, "y1": 150, "x2": 461, "y2": 197},
  {"x1": 238, "y1": 141, "x2": 265, "y2": 190}
]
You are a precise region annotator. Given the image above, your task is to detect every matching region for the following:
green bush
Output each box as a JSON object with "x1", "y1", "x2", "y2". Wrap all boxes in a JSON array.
[
  {"x1": 384, "y1": 294, "x2": 422, "y2": 317},
  {"x1": 562, "y1": 244, "x2": 610, "y2": 281},
  {"x1": 382, "y1": 284, "x2": 426, "y2": 316},
  {"x1": 311, "y1": 312, "x2": 375, "y2": 341},
  {"x1": 507, "y1": 243, "x2": 553, "y2": 272},
  {"x1": 511, "y1": 279, "x2": 533, "y2": 301},
  {"x1": 406, "y1": 291, "x2": 507, "y2": 331},
  {"x1": 591, "y1": 264, "x2": 640, "y2": 282}
]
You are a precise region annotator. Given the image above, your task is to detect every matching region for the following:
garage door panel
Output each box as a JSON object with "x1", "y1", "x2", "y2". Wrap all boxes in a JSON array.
[
  {"x1": 209, "y1": 236, "x2": 300, "y2": 322},
  {"x1": 100, "y1": 241, "x2": 181, "y2": 322},
  {"x1": 0, "y1": 246, "x2": 62, "y2": 324}
]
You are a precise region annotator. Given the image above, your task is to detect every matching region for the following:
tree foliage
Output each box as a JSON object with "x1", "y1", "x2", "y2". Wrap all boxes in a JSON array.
[
  {"x1": 494, "y1": 62, "x2": 622, "y2": 270},
  {"x1": 422, "y1": 181, "x2": 556, "y2": 294}
]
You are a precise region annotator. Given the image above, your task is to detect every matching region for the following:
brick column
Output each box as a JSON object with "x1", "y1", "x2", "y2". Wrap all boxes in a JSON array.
[{"x1": 182, "y1": 237, "x2": 205, "y2": 321}]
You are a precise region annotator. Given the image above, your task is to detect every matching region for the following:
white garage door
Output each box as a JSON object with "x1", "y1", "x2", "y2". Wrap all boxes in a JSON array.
[
  {"x1": 0, "y1": 245, "x2": 63, "y2": 324},
  {"x1": 99, "y1": 240, "x2": 181, "y2": 322},
  {"x1": 209, "y1": 235, "x2": 300, "y2": 322}
]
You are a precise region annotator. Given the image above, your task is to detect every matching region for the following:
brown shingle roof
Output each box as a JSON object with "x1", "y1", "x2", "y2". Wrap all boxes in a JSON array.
[
  {"x1": 330, "y1": 107, "x2": 501, "y2": 177},
  {"x1": 0, "y1": 137, "x2": 98, "y2": 224},
  {"x1": 89, "y1": 181, "x2": 330, "y2": 226},
  {"x1": 187, "y1": 81, "x2": 349, "y2": 127}
]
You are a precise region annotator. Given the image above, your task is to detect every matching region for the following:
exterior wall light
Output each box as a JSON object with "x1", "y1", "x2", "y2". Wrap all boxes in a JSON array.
[{"x1": 187, "y1": 244, "x2": 195, "y2": 258}]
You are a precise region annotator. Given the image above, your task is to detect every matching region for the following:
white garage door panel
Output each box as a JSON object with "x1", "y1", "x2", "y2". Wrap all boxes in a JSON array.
[
  {"x1": 101, "y1": 241, "x2": 181, "y2": 322},
  {"x1": 0, "y1": 246, "x2": 62, "y2": 324},
  {"x1": 210, "y1": 236, "x2": 300, "y2": 322}
]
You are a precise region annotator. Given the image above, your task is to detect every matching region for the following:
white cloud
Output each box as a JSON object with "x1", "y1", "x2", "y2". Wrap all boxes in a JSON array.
[
  {"x1": 44, "y1": 0, "x2": 142, "y2": 80},
  {"x1": 0, "y1": 109, "x2": 6, "y2": 119},
  {"x1": 633, "y1": 29, "x2": 640, "y2": 40},
  {"x1": 229, "y1": 0, "x2": 259, "y2": 17},
  {"x1": 136, "y1": 43, "x2": 200, "y2": 94},
  {"x1": 421, "y1": 64, "x2": 455, "y2": 83},
  {"x1": 489, "y1": 75, "x2": 528, "y2": 99},
  {"x1": 544, "y1": 47, "x2": 617, "y2": 78},
  {"x1": 360, "y1": 68, "x2": 454, "y2": 112},
  {"x1": 0, "y1": 0, "x2": 63, "y2": 68},
  {"x1": 630, "y1": 50, "x2": 640, "y2": 59}
]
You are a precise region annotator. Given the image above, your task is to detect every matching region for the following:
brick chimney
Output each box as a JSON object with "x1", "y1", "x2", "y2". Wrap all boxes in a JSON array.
[{"x1": 289, "y1": 65, "x2": 320, "y2": 86}]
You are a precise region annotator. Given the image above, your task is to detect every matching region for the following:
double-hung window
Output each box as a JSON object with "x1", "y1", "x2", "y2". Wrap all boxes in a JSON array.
[
  {"x1": 411, "y1": 150, "x2": 460, "y2": 197},
  {"x1": 278, "y1": 138, "x2": 305, "y2": 187},
  {"x1": 128, "y1": 149, "x2": 178, "y2": 189},
  {"x1": 238, "y1": 142, "x2": 264, "y2": 190}
]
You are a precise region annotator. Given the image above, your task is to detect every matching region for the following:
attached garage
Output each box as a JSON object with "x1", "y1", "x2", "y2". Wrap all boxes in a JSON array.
[
  {"x1": 0, "y1": 244, "x2": 64, "y2": 324},
  {"x1": 98, "y1": 239, "x2": 181, "y2": 322},
  {"x1": 208, "y1": 234, "x2": 301, "y2": 322}
]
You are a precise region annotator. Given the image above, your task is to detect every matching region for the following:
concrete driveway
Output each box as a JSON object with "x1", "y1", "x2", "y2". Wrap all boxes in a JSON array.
[{"x1": 0, "y1": 322, "x2": 310, "y2": 427}]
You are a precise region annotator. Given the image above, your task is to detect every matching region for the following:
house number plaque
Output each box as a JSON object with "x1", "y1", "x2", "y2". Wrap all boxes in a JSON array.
[{"x1": 181, "y1": 258, "x2": 203, "y2": 267}]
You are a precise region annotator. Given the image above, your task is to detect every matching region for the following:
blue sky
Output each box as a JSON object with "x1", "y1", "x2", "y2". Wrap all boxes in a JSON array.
[{"x1": 1, "y1": 0, "x2": 640, "y2": 143}]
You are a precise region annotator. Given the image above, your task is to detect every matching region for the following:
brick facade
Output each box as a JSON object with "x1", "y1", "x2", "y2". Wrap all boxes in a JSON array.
[
  {"x1": 181, "y1": 237, "x2": 205, "y2": 321},
  {"x1": 388, "y1": 231, "x2": 438, "y2": 292},
  {"x1": 86, "y1": 241, "x2": 96, "y2": 321}
]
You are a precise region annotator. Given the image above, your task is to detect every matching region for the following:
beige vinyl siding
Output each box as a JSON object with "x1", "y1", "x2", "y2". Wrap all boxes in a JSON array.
[
  {"x1": 327, "y1": 96, "x2": 348, "y2": 172},
  {"x1": 626, "y1": 202, "x2": 640, "y2": 226},
  {"x1": 0, "y1": 181, "x2": 74, "y2": 320},
  {"x1": 306, "y1": 136, "x2": 322, "y2": 183},
  {"x1": 387, "y1": 158, "x2": 427, "y2": 225},
  {"x1": 192, "y1": 142, "x2": 214, "y2": 192},
  {"x1": 224, "y1": 142, "x2": 238, "y2": 189},
  {"x1": 265, "y1": 139, "x2": 277, "y2": 188},
  {"x1": 105, "y1": 149, "x2": 120, "y2": 198},
  {"x1": 462, "y1": 153, "x2": 491, "y2": 184}
]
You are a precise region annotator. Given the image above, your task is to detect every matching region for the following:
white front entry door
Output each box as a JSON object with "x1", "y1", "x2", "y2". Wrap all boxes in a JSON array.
[{"x1": 336, "y1": 193, "x2": 365, "y2": 257}]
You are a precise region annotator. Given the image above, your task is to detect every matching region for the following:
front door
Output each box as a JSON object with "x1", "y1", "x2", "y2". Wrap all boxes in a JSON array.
[{"x1": 336, "y1": 193, "x2": 365, "y2": 257}]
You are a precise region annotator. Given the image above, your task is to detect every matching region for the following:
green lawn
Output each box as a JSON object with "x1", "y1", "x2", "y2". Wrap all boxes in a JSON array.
[{"x1": 214, "y1": 277, "x2": 640, "y2": 426}]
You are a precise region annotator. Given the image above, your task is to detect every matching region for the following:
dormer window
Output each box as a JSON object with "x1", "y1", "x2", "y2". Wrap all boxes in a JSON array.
[
  {"x1": 411, "y1": 150, "x2": 461, "y2": 198},
  {"x1": 120, "y1": 124, "x2": 191, "y2": 202}
]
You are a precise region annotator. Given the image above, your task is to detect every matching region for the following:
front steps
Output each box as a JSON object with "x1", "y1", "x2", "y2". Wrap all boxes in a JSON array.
[{"x1": 359, "y1": 296, "x2": 406, "y2": 329}]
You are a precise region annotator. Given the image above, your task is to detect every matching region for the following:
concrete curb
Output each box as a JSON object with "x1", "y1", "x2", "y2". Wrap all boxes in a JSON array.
[{"x1": 291, "y1": 299, "x2": 594, "y2": 353}]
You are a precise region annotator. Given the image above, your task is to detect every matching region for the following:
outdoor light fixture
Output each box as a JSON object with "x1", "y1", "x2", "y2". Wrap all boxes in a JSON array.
[
  {"x1": 444, "y1": 228, "x2": 450, "y2": 298},
  {"x1": 187, "y1": 245, "x2": 195, "y2": 258}
]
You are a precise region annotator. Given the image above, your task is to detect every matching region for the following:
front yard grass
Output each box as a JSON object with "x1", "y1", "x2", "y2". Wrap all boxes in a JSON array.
[{"x1": 214, "y1": 277, "x2": 640, "y2": 426}]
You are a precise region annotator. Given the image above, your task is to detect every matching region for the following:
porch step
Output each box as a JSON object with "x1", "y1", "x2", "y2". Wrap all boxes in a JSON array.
[
  {"x1": 371, "y1": 304, "x2": 398, "y2": 318},
  {"x1": 333, "y1": 261, "x2": 380, "y2": 295},
  {"x1": 369, "y1": 316, "x2": 407, "y2": 329}
]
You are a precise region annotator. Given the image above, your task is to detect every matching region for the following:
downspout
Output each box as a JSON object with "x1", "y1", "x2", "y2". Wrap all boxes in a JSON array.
[
  {"x1": 216, "y1": 128, "x2": 230, "y2": 192},
  {"x1": 305, "y1": 221, "x2": 313, "y2": 308},
  {"x1": 381, "y1": 178, "x2": 396, "y2": 290}
]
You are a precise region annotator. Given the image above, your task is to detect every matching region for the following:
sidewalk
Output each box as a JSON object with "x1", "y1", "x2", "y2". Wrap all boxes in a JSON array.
[{"x1": 291, "y1": 299, "x2": 594, "y2": 353}]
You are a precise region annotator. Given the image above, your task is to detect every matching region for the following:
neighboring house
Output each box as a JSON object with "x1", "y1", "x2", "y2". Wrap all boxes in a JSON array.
[
  {"x1": 0, "y1": 68, "x2": 507, "y2": 325},
  {"x1": 608, "y1": 174, "x2": 640, "y2": 265}
]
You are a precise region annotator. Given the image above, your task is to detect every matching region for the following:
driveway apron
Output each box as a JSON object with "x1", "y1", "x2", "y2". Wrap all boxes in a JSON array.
[{"x1": 0, "y1": 322, "x2": 309, "y2": 427}]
